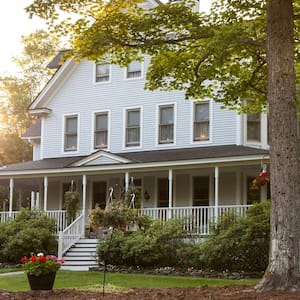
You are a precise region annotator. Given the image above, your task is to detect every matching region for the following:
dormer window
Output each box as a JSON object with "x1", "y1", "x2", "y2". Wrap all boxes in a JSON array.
[
  {"x1": 126, "y1": 61, "x2": 142, "y2": 79},
  {"x1": 64, "y1": 115, "x2": 78, "y2": 151},
  {"x1": 194, "y1": 102, "x2": 209, "y2": 141},
  {"x1": 94, "y1": 112, "x2": 108, "y2": 149},
  {"x1": 95, "y1": 62, "x2": 110, "y2": 82}
]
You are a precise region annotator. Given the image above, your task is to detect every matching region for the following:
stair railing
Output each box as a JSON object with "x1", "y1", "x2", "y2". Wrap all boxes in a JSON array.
[{"x1": 58, "y1": 213, "x2": 84, "y2": 259}]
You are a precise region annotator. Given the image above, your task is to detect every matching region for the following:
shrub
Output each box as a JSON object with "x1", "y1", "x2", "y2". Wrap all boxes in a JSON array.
[
  {"x1": 97, "y1": 218, "x2": 190, "y2": 268},
  {"x1": 199, "y1": 201, "x2": 270, "y2": 272},
  {"x1": 0, "y1": 208, "x2": 57, "y2": 263}
]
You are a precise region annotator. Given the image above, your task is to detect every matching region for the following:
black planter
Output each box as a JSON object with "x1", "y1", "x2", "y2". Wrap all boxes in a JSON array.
[{"x1": 27, "y1": 272, "x2": 56, "y2": 290}]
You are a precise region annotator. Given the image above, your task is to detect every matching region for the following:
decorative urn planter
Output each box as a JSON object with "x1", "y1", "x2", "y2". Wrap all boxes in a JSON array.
[{"x1": 27, "y1": 272, "x2": 57, "y2": 290}]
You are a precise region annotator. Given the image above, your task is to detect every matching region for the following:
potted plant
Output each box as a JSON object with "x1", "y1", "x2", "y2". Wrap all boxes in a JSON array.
[{"x1": 21, "y1": 253, "x2": 64, "y2": 290}]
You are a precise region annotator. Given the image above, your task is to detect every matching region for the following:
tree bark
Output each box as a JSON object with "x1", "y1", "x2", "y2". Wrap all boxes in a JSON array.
[{"x1": 256, "y1": 0, "x2": 300, "y2": 291}]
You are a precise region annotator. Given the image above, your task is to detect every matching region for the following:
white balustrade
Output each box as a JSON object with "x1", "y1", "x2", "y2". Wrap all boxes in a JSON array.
[
  {"x1": 140, "y1": 205, "x2": 251, "y2": 235},
  {"x1": 58, "y1": 214, "x2": 84, "y2": 259}
]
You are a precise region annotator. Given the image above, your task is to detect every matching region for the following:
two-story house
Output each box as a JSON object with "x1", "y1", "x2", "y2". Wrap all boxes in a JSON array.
[{"x1": 0, "y1": 0, "x2": 269, "y2": 256}]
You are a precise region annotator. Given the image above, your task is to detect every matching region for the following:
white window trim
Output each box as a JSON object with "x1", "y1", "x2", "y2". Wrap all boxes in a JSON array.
[
  {"x1": 122, "y1": 106, "x2": 143, "y2": 150},
  {"x1": 124, "y1": 61, "x2": 144, "y2": 80},
  {"x1": 62, "y1": 113, "x2": 80, "y2": 154},
  {"x1": 155, "y1": 102, "x2": 177, "y2": 147},
  {"x1": 91, "y1": 109, "x2": 111, "y2": 152},
  {"x1": 190, "y1": 100, "x2": 213, "y2": 145},
  {"x1": 93, "y1": 62, "x2": 112, "y2": 85}
]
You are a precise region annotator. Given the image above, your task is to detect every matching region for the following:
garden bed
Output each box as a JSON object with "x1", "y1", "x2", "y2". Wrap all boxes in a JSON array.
[{"x1": 1, "y1": 286, "x2": 300, "y2": 299}]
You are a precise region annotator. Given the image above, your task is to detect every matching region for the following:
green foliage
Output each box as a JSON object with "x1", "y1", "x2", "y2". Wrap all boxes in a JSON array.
[
  {"x1": 64, "y1": 191, "x2": 80, "y2": 224},
  {"x1": 25, "y1": 0, "x2": 278, "y2": 112},
  {"x1": 97, "y1": 218, "x2": 198, "y2": 268},
  {"x1": 89, "y1": 200, "x2": 151, "y2": 231},
  {"x1": 199, "y1": 201, "x2": 270, "y2": 272},
  {"x1": 0, "y1": 208, "x2": 57, "y2": 263}
]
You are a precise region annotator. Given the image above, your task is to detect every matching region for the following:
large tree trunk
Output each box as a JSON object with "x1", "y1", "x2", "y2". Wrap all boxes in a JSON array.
[{"x1": 256, "y1": 0, "x2": 300, "y2": 291}]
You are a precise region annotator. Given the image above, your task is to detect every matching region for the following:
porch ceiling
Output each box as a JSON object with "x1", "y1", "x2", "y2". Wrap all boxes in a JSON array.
[{"x1": 0, "y1": 145, "x2": 268, "y2": 178}]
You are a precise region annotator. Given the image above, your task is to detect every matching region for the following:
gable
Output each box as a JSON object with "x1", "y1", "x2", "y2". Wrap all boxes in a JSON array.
[{"x1": 71, "y1": 150, "x2": 132, "y2": 167}]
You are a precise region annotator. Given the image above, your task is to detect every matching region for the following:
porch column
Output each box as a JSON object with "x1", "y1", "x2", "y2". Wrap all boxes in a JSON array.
[
  {"x1": 235, "y1": 171, "x2": 242, "y2": 205},
  {"x1": 214, "y1": 166, "x2": 219, "y2": 222},
  {"x1": 31, "y1": 192, "x2": 35, "y2": 209},
  {"x1": 168, "y1": 169, "x2": 173, "y2": 219},
  {"x1": 82, "y1": 174, "x2": 87, "y2": 237},
  {"x1": 9, "y1": 178, "x2": 14, "y2": 216},
  {"x1": 125, "y1": 172, "x2": 129, "y2": 192},
  {"x1": 43, "y1": 176, "x2": 48, "y2": 211}
]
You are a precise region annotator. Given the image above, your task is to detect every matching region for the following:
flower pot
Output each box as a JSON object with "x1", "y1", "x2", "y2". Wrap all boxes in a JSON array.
[{"x1": 27, "y1": 272, "x2": 56, "y2": 290}]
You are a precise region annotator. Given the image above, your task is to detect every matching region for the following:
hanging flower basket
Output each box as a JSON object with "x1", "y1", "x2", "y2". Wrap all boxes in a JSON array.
[{"x1": 252, "y1": 171, "x2": 270, "y2": 189}]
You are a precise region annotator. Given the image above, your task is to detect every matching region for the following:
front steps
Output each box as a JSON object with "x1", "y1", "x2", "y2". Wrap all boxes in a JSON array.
[{"x1": 61, "y1": 238, "x2": 99, "y2": 271}]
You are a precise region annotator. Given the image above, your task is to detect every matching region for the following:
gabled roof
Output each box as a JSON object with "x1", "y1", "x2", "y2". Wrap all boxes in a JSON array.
[{"x1": 47, "y1": 50, "x2": 71, "y2": 69}]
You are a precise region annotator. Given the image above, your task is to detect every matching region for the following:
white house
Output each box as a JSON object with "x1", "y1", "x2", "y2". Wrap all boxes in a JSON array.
[{"x1": 0, "y1": 0, "x2": 269, "y2": 260}]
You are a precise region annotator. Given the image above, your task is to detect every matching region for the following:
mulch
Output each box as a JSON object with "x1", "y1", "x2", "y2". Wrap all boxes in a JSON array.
[{"x1": 1, "y1": 286, "x2": 300, "y2": 300}]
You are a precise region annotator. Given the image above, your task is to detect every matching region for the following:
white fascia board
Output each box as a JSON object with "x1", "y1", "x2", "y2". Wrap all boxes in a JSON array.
[
  {"x1": 29, "y1": 59, "x2": 76, "y2": 110},
  {"x1": 0, "y1": 154, "x2": 269, "y2": 179}
]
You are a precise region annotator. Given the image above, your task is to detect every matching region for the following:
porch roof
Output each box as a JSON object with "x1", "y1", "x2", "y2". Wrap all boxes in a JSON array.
[{"x1": 0, "y1": 145, "x2": 268, "y2": 175}]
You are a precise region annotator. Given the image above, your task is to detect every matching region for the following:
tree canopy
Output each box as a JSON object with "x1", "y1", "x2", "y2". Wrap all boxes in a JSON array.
[{"x1": 26, "y1": 0, "x2": 296, "y2": 112}]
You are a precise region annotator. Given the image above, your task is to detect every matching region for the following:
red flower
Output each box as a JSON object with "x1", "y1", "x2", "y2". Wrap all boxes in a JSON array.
[
  {"x1": 20, "y1": 256, "x2": 28, "y2": 263},
  {"x1": 30, "y1": 256, "x2": 37, "y2": 262},
  {"x1": 102, "y1": 229, "x2": 108, "y2": 235},
  {"x1": 39, "y1": 256, "x2": 47, "y2": 263}
]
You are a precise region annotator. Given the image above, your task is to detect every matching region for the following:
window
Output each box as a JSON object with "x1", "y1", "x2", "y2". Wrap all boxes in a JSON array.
[
  {"x1": 95, "y1": 62, "x2": 110, "y2": 82},
  {"x1": 64, "y1": 115, "x2": 78, "y2": 151},
  {"x1": 159, "y1": 105, "x2": 174, "y2": 144},
  {"x1": 94, "y1": 112, "x2": 108, "y2": 149},
  {"x1": 126, "y1": 61, "x2": 142, "y2": 79},
  {"x1": 193, "y1": 176, "x2": 209, "y2": 206},
  {"x1": 126, "y1": 109, "x2": 140, "y2": 147},
  {"x1": 247, "y1": 113, "x2": 261, "y2": 142},
  {"x1": 194, "y1": 102, "x2": 209, "y2": 141}
]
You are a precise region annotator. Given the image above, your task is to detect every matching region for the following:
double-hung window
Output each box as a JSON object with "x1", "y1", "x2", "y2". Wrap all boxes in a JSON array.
[
  {"x1": 126, "y1": 108, "x2": 140, "y2": 147},
  {"x1": 247, "y1": 113, "x2": 261, "y2": 142},
  {"x1": 159, "y1": 105, "x2": 174, "y2": 144},
  {"x1": 94, "y1": 112, "x2": 108, "y2": 149},
  {"x1": 64, "y1": 115, "x2": 78, "y2": 151},
  {"x1": 95, "y1": 62, "x2": 110, "y2": 82},
  {"x1": 194, "y1": 102, "x2": 209, "y2": 141},
  {"x1": 126, "y1": 61, "x2": 142, "y2": 79}
]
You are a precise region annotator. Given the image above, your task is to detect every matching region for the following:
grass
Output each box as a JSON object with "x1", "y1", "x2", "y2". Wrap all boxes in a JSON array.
[{"x1": 0, "y1": 270, "x2": 260, "y2": 291}]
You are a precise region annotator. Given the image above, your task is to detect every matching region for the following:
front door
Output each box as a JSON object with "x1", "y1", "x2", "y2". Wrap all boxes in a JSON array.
[{"x1": 92, "y1": 181, "x2": 107, "y2": 209}]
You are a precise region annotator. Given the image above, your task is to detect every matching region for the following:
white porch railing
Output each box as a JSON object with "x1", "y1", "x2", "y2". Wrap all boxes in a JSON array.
[
  {"x1": 140, "y1": 205, "x2": 252, "y2": 235},
  {"x1": 57, "y1": 213, "x2": 84, "y2": 259},
  {"x1": 0, "y1": 205, "x2": 252, "y2": 237},
  {"x1": 0, "y1": 211, "x2": 19, "y2": 223}
]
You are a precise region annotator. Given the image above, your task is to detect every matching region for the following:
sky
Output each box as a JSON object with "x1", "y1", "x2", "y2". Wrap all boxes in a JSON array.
[
  {"x1": 0, "y1": 0, "x2": 47, "y2": 76},
  {"x1": 0, "y1": 0, "x2": 211, "y2": 76}
]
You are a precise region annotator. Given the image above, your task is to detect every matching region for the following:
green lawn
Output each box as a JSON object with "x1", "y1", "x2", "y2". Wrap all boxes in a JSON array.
[{"x1": 0, "y1": 270, "x2": 259, "y2": 291}]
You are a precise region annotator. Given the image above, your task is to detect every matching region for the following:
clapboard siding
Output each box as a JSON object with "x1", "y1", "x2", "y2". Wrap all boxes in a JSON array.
[{"x1": 42, "y1": 58, "x2": 240, "y2": 159}]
